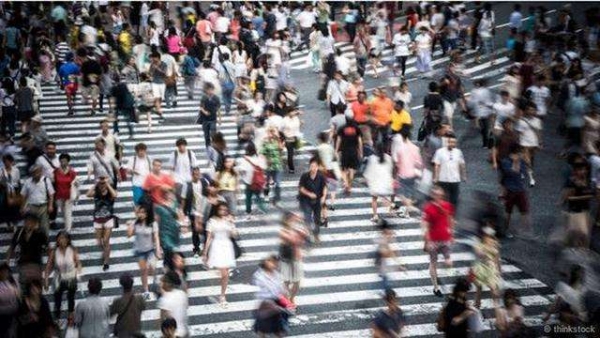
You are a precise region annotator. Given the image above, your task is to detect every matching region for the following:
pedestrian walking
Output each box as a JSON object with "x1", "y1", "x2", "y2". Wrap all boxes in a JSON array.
[
  {"x1": 155, "y1": 189, "x2": 187, "y2": 272},
  {"x1": 75, "y1": 278, "x2": 110, "y2": 338},
  {"x1": 149, "y1": 52, "x2": 167, "y2": 119},
  {"x1": 391, "y1": 26, "x2": 413, "y2": 78},
  {"x1": 515, "y1": 102, "x2": 542, "y2": 187},
  {"x1": 87, "y1": 175, "x2": 117, "y2": 271},
  {"x1": 422, "y1": 185, "x2": 454, "y2": 297},
  {"x1": 203, "y1": 201, "x2": 238, "y2": 306},
  {"x1": 110, "y1": 274, "x2": 147, "y2": 338},
  {"x1": 371, "y1": 289, "x2": 405, "y2": 338},
  {"x1": 20, "y1": 165, "x2": 54, "y2": 235},
  {"x1": 279, "y1": 212, "x2": 308, "y2": 305},
  {"x1": 437, "y1": 278, "x2": 475, "y2": 337},
  {"x1": 44, "y1": 230, "x2": 81, "y2": 320},
  {"x1": 127, "y1": 205, "x2": 160, "y2": 298},
  {"x1": 432, "y1": 135, "x2": 466, "y2": 207},
  {"x1": 500, "y1": 146, "x2": 533, "y2": 239},
  {"x1": 53, "y1": 153, "x2": 78, "y2": 232},
  {"x1": 364, "y1": 143, "x2": 394, "y2": 223},
  {"x1": 471, "y1": 227, "x2": 502, "y2": 309},
  {"x1": 261, "y1": 127, "x2": 284, "y2": 205},
  {"x1": 252, "y1": 255, "x2": 291, "y2": 338},
  {"x1": 16, "y1": 280, "x2": 57, "y2": 338},
  {"x1": 80, "y1": 50, "x2": 103, "y2": 115},
  {"x1": 6, "y1": 213, "x2": 48, "y2": 291},
  {"x1": 198, "y1": 83, "x2": 221, "y2": 149},
  {"x1": 14, "y1": 77, "x2": 36, "y2": 133},
  {"x1": 238, "y1": 142, "x2": 268, "y2": 218},
  {"x1": 158, "y1": 271, "x2": 189, "y2": 338},
  {"x1": 298, "y1": 157, "x2": 328, "y2": 243},
  {"x1": 0, "y1": 263, "x2": 19, "y2": 338},
  {"x1": 336, "y1": 114, "x2": 363, "y2": 194},
  {"x1": 216, "y1": 156, "x2": 239, "y2": 216},
  {"x1": 391, "y1": 127, "x2": 423, "y2": 216},
  {"x1": 125, "y1": 143, "x2": 152, "y2": 208},
  {"x1": 281, "y1": 109, "x2": 301, "y2": 174}
]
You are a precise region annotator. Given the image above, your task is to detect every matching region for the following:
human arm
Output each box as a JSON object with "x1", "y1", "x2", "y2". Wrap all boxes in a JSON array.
[{"x1": 44, "y1": 248, "x2": 55, "y2": 290}]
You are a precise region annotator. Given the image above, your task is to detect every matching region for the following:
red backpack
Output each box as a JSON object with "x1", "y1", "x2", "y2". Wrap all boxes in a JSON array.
[{"x1": 246, "y1": 157, "x2": 266, "y2": 192}]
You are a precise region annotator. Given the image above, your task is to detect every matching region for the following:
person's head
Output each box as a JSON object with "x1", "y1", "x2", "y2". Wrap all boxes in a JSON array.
[
  {"x1": 95, "y1": 137, "x2": 106, "y2": 152},
  {"x1": 204, "y1": 82, "x2": 215, "y2": 95},
  {"x1": 216, "y1": 201, "x2": 230, "y2": 217},
  {"x1": 172, "y1": 252, "x2": 186, "y2": 271},
  {"x1": 399, "y1": 82, "x2": 409, "y2": 92},
  {"x1": 135, "y1": 143, "x2": 147, "y2": 157},
  {"x1": 245, "y1": 142, "x2": 258, "y2": 156},
  {"x1": 514, "y1": 4, "x2": 521, "y2": 12},
  {"x1": 501, "y1": 118, "x2": 515, "y2": 132},
  {"x1": 1, "y1": 153, "x2": 13, "y2": 169},
  {"x1": 150, "y1": 51, "x2": 161, "y2": 63},
  {"x1": 135, "y1": 204, "x2": 150, "y2": 223},
  {"x1": 88, "y1": 277, "x2": 103, "y2": 295},
  {"x1": 26, "y1": 280, "x2": 43, "y2": 298},
  {"x1": 400, "y1": 124, "x2": 412, "y2": 140},
  {"x1": 58, "y1": 153, "x2": 71, "y2": 168},
  {"x1": 0, "y1": 262, "x2": 12, "y2": 282},
  {"x1": 152, "y1": 159, "x2": 162, "y2": 174},
  {"x1": 189, "y1": 166, "x2": 201, "y2": 182},
  {"x1": 161, "y1": 271, "x2": 182, "y2": 292},
  {"x1": 176, "y1": 138, "x2": 188, "y2": 152},
  {"x1": 29, "y1": 165, "x2": 43, "y2": 181},
  {"x1": 499, "y1": 90, "x2": 510, "y2": 103},
  {"x1": 394, "y1": 100, "x2": 404, "y2": 111},
  {"x1": 45, "y1": 141, "x2": 57, "y2": 157},
  {"x1": 452, "y1": 277, "x2": 471, "y2": 300},
  {"x1": 357, "y1": 91, "x2": 367, "y2": 103},
  {"x1": 573, "y1": 163, "x2": 589, "y2": 178},
  {"x1": 318, "y1": 131, "x2": 329, "y2": 144},
  {"x1": 223, "y1": 156, "x2": 235, "y2": 171},
  {"x1": 383, "y1": 288, "x2": 399, "y2": 309},
  {"x1": 309, "y1": 156, "x2": 320, "y2": 175},
  {"x1": 430, "y1": 185, "x2": 445, "y2": 203},
  {"x1": 119, "y1": 273, "x2": 134, "y2": 293},
  {"x1": 377, "y1": 86, "x2": 387, "y2": 98},
  {"x1": 56, "y1": 230, "x2": 72, "y2": 249},
  {"x1": 447, "y1": 135, "x2": 457, "y2": 150},
  {"x1": 428, "y1": 81, "x2": 439, "y2": 93},
  {"x1": 259, "y1": 254, "x2": 279, "y2": 272},
  {"x1": 161, "y1": 317, "x2": 177, "y2": 337},
  {"x1": 503, "y1": 289, "x2": 521, "y2": 308},
  {"x1": 334, "y1": 70, "x2": 343, "y2": 81},
  {"x1": 535, "y1": 74, "x2": 546, "y2": 86},
  {"x1": 277, "y1": 91, "x2": 287, "y2": 103}
]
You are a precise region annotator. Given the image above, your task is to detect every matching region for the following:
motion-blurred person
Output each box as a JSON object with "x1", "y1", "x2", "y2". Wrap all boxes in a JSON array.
[
  {"x1": 371, "y1": 289, "x2": 405, "y2": 338},
  {"x1": 87, "y1": 176, "x2": 117, "y2": 271},
  {"x1": 364, "y1": 143, "x2": 394, "y2": 223},
  {"x1": 44, "y1": 230, "x2": 81, "y2": 319},
  {"x1": 110, "y1": 274, "x2": 147, "y2": 338},
  {"x1": 75, "y1": 278, "x2": 110, "y2": 338},
  {"x1": 279, "y1": 212, "x2": 308, "y2": 305}
]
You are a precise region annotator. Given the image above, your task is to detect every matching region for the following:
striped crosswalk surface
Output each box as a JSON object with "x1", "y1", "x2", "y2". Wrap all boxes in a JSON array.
[{"x1": 1, "y1": 51, "x2": 558, "y2": 338}]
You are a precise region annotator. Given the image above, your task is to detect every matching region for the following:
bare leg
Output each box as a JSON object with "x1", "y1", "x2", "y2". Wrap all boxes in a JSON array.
[
  {"x1": 139, "y1": 259, "x2": 148, "y2": 292},
  {"x1": 219, "y1": 268, "x2": 229, "y2": 301}
]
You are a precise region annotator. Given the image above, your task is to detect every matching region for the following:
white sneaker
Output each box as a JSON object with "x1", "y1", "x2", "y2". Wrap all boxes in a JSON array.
[{"x1": 529, "y1": 177, "x2": 536, "y2": 187}]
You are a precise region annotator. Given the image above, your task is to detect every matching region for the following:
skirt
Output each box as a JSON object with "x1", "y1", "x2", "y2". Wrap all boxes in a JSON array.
[{"x1": 280, "y1": 259, "x2": 303, "y2": 283}]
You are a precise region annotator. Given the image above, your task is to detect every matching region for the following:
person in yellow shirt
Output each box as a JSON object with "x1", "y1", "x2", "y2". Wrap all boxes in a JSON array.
[
  {"x1": 390, "y1": 100, "x2": 412, "y2": 133},
  {"x1": 118, "y1": 23, "x2": 133, "y2": 61}
]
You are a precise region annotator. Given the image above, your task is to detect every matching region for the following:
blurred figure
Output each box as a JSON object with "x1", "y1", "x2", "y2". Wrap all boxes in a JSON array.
[
  {"x1": 471, "y1": 227, "x2": 501, "y2": 309},
  {"x1": 75, "y1": 278, "x2": 110, "y2": 338},
  {"x1": 158, "y1": 271, "x2": 189, "y2": 338},
  {"x1": 364, "y1": 143, "x2": 394, "y2": 223},
  {"x1": 0, "y1": 263, "x2": 19, "y2": 338},
  {"x1": 371, "y1": 289, "x2": 405, "y2": 338},
  {"x1": 279, "y1": 212, "x2": 309, "y2": 305},
  {"x1": 252, "y1": 255, "x2": 291, "y2": 338},
  {"x1": 110, "y1": 274, "x2": 146, "y2": 338},
  {"x1": 16, "y1": 280, "x2": 56, "y2": 337},
  {"x1": 44, "y1": 230, "x2": 81, "y2": 319},
  {"x1": 437, "y1": 278, "x2": 475, "y2": 337}
]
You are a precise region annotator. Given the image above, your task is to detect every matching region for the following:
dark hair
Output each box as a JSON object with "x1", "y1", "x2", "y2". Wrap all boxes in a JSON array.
[
  {"x1": 1, "y1": 153, "x2": 14, "y2": 163},
  {"x1": 452, "y1": 277, "x2": 471, "y2": 296},
  {"x1": 428, "y1": 81, "x2": 438, "y2": 92},
  {"x1": 384, "y1": 288, "x2": 397, "y2": 303},
  {"x1": 88, "y1": 277, "x2": 103, "y2": 295},
  {"x1": 259, "y1": 254, "x2": 278, "y2": 270},
  {"x1": 46, "y1": 141, "x2": 57, "y2": 148},
  {"x1": 58, "y1": 153, "x2": 71, "y2": 162},
  {"x1": 245, "y1": 142, "x2": 257, "y2": 156},
  {"x1": 119, "y1": 273, "x2": 134, "y2": 292},
  {"x1": 161, "y1": 317, "x2": 177, "y2": 332},
  {"x1": 135, "y1": 143, "x2": 148, "y2": 152},
  {"x1": 164, "y1": 270, "x2": 182, "y2": 288},
  {"x1": 176, "y1": 138, "x2": 187, "y2": 146},
  {"x1": 309, "y1": 156, "x2": 319, "y2": 165},
  {"x1": 150, "y1": 51, "x2": 161, "y2": 59},
  {"x1": 318, "y1": 131, "x2": 329, "y2": 143},
  {"x1": 55, "y1": 230, "x2": 72, "y2": 247},
  {"x1": 503, "y1": 288, "x2": 521, "y2": 306}
]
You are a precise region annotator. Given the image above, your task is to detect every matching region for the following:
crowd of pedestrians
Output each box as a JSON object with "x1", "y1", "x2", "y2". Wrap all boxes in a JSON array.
[{"x1": 0, "y1": 1, "x2": 599, "y2": 337}]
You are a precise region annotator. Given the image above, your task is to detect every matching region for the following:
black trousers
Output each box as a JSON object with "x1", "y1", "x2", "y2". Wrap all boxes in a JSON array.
[
  {"x1": 54, "y1": 279, "x2": 77, "y2": 316},
  {"x1": 439, "y1": 182, "x2": 460, "y2": 208},
  {"x1": 300, "y1": 200, "x2": 322, "y2": 236},
  {"x1": 285, "y1": 138, "x2": 296, "y2": 171}
]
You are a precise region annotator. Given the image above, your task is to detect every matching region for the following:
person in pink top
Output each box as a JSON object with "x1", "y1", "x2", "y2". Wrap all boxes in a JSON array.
[
  {"x1": 54, "y1": 153, "x2": 78, "y2": 231},
  {"x1": 391, "y1": 126, "x2": 423, "y2": 216},
  {"x1": 196, "y1": 12, "x2": 213, "y2": 48},
  {"x1": 165, "y1": 27, "x2": 183, "y2": 58}
]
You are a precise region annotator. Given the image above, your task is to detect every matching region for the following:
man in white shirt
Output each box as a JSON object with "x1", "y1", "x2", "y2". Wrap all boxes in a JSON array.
[
  {"x1": 470, "y1": 79, "x2": 495, "y2": 148},
  {"x1": 334, "y1": 49, "x2": 351, "y2": 76},
  {"x1": 126, "y1": 143, "x2": 152, "y2": 208},
  {"x1": 167, "y1": 137, "x2": 198, "y2": 193},
  {"x1": 492, "y1": 90, "x2": 516, "y2": 131},
  {"x1": 98, "y1": 119, "x2": 121, "y2": 161},
  {"x1": 509, "y1": 4, "x2": 523, "y2": 31},
  {"x1": 296, "y1": 4, "x2": 316, "y2": 50},
  {"x1": 215, "y1": 14, "x2": 230, "y2": 36},
  {"x1": 180, "y1": 167, "x2": 207, "y2": 256},
  {"x1": 35, "y1": 141, "x2": 59, "y2": 183},
  {"x1": 274, "y1": 5, "x2": 288, "y2": 32},
  {"x1": 159, "y1": 271, "x2": 188, "y2": 338},
  {"x1": 21, "y1": 165, "x2": 55, "y2": 235},
  {"x1": 526, "y1": 75, "x2": 551, "y2": 117},
  {"x1": 433, "y1": 136, "x2": 466, "y2": 207},
  {"x1": 516, "y1": 102, "x2": 542, "y2": 187},
  {"x1": 87, "y1": 138, "x2": 120, "y2": 187},
  {"x1": 326, "y1": 70, "x2": 350, "y2": 116}
]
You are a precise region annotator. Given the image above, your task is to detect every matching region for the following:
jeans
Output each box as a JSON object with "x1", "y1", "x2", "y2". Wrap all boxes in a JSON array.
[
  {"x1": 202, "y1": 120, "x2": 217, "y2": 148},
  {"x1": 345, "y1": 23, "x2": 357, "y2": 43},
  {"x1": 356, "y1": 56, "x2": 367, "y2": 77},
  {"x1": 184, "y1": 76, "x2": 196, "y2": 99},
  {"x1": 0, "y1": 106, "x2": 16, "y2": 137},
  {"x1": 54, "y1": 279, "x2": 77, "y2": 316},
  {"x1": 439, "y1": 182, "x2": 460, "y2": 208},
  {"x1": 245, "y1": 184, "x2": 266, "y2": 214},
  {"x1": 395, "y1": 56, "x2": 408, "y2": 76},
  {"x1": 113, "y1": 107, "x2": 136, "y2": 137},
  {"x1": 285, "y1": 138, "x2": 296, "y2": 171},
  {"x1": 265, "y1": 170, "x2": 281, "y2": 202},
  {"x1": 300, "y1": 199, "x2": 322, "y2": 236},
  {"x1": 222, "y1": 85, "x2": 234, "y2": 114}
]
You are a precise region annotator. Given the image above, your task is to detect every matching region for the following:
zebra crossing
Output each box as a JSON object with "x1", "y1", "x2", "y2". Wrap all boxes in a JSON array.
[{"x1": 0, "y1": 49, "x2": 560, "y2": 338}]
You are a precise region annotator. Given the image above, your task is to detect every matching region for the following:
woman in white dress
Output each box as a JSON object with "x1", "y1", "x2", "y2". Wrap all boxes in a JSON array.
[
  {"x1": 202, "y1": 201, "x2": 238, "y2": 306},
  {"x1": 364, "y1": 143, "x2": 394, "y2": 223},
  {"x1": 232, "y1": 41, "x2": 248, "y2": 84}
]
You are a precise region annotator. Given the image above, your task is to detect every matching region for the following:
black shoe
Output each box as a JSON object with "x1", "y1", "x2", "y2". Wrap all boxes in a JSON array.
[
  {"x1": 433, "y1": 289, "x2": 443, "y2": 297},
  {"x1": 321, "y1": 218, "x2": 328, "y2": 228},
  {"x1": 103, "y1": 264, "x2": 109, "y2": 271},
  {"x1": 173, "y1": 101, "x2": 177, "y2": 107},
  {"x1": 327, "y1": 204, "x2": 335, "y2": 211}
]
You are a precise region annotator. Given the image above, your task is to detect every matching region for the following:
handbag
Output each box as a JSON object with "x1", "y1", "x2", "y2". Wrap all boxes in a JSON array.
[
  {"x1": 417, "y1": 119, "x2": 427, "y2": 141},
  {"x1": 231, "y1": 236, "x2": 243, "y2": 259}
]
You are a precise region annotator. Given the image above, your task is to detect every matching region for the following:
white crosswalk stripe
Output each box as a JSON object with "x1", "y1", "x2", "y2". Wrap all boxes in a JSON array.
[{"x1": 1, "y1": 42, "x2": 555, "y2": 336}]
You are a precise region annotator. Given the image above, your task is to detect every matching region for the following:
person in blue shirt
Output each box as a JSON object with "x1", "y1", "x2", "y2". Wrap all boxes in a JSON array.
[
  {"x1": 58, "y1": 53, "x2": 80, "y2": 115},
  {"x1": 500, "y1": 146, "x2": 531, "y2": 239}
]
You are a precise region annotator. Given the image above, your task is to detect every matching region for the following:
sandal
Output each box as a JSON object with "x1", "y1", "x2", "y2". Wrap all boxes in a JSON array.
[
  {"x1": 320, "y1": 218, "x2": 328, "y2": 228},
  {"x1": 370, "y1": 216, "x2": 379, "y2": 223}
]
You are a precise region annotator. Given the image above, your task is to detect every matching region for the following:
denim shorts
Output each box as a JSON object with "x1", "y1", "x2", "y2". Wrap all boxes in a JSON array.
[
  {"x1": 132, "y1": 186, "x2": 144, "y2": 206},
  {"x1": 134, "y1": 249, "x2": 155, "y2": 261}
]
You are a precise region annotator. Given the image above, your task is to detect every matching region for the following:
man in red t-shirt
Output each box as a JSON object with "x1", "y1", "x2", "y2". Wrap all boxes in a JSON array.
[
  {"x1": 143, "y1": 159, "x2": 175, "y2": 206},
  {"x1": 421, "y1": 185, "x2": 454, "y2": 297}
]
